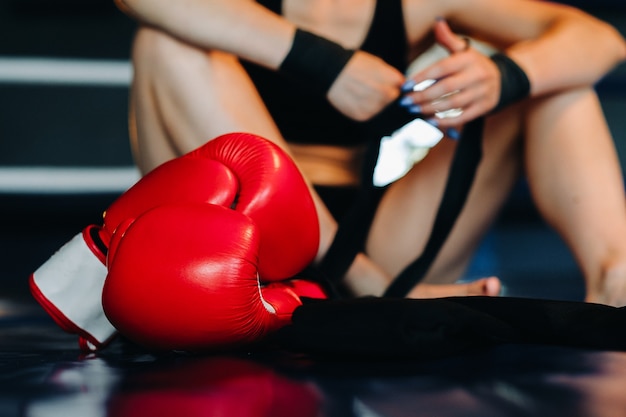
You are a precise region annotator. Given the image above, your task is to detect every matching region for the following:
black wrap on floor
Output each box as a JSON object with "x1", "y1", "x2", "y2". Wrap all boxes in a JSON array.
[{"x1": 274, "y1": 296, "x2": 626, "y2": 359}]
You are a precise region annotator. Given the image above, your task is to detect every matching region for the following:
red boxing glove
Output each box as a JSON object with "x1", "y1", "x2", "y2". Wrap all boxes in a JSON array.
[
  {"x1": 108, "y1": 131, "x2": 319, "y2": 281},
  {"x1": 30, "y1": 132, "x2": 318, "y2": 351},
  {"x1": 29, "y1": 158, "x2": 235, "y2": 351},
  {"x1": 103, "y1": 203, "x2": 326, "y2": 351},
  {"x1": 185, "y1": 133, "x2": 319, "y2": 281},
  {"x1": 107, "y1": 132, "x2": 319, "y2": 281}
]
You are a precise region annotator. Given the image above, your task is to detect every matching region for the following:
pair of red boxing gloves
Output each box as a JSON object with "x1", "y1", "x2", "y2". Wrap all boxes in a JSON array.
[{"x1": 29, "y1": 132, "x2": 328, "y2": 352}]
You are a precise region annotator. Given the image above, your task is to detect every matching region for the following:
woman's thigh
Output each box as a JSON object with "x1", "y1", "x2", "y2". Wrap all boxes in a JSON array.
[
  {"x1": 366, "y1": 104, "x2": 526, "y2": 283},
  {"x1": 129, "y1": 26, "x2": 284, "y2": 173}
]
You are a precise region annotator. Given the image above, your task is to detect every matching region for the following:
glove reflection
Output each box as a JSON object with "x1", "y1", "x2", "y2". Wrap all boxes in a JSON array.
[{"x1": 107, "y1": 357, "x2": 323, "y2": 417}]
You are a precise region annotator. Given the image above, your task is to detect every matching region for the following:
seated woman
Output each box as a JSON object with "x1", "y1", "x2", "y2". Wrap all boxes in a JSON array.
[{"x1": 114, "y1": 0, "x2": 626, "y2": 306}]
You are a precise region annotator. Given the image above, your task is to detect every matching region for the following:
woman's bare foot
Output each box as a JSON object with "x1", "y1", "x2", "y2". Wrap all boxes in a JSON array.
[
  {"x1": 406, "y1": 276, "x2": 502, "y2": 299},
  {"x1": 586, "y1": 264, "x2": 626, "y2": 307}
]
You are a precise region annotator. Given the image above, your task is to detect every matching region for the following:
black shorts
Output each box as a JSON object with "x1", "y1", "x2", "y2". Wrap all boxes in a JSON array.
[{"x1": 314, "y1": 185, "x2": 360, "y2": 222}]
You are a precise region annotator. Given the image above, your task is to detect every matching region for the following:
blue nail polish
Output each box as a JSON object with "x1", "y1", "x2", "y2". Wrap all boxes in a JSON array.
[
  {"x1": 399, "y1": 96, "x2": 414, "y2": 107},
  {"x1": 446, "y1": 128, "x2": 460, "y2": 140},
  {"x1": 407, "y1": 105, "x2": 422, "y2": 114},
  {"x1": 401, "y1": 79, "x2": 416, "y2": 93},
  {"x1": 426, "y1": 118, "x2": 439, "y2": 128},
  {"x1": 435, "y1": 16, "x2": 445, "y2": 22}
]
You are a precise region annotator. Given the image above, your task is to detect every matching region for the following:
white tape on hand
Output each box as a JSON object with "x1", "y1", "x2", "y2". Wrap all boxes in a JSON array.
[{"x1": 373, "y1": 118, "x2": 444, "y2": 187}]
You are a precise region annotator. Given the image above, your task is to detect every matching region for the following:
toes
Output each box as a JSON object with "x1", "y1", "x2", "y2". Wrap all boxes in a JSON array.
[{"x1": 471, "y1": 276, "x2": 502, "y2": 296}]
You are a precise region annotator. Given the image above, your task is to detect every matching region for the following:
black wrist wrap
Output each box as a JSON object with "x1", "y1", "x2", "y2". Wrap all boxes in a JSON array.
[
  {"x1": 490, "y1": 52, "x2": 531, "y2": 112},
  {"x1": 279, "y1": 28, "x2": 355, "y2": 92}
]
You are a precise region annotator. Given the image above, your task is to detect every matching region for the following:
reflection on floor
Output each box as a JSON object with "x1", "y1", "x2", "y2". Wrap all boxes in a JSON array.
[{"x1": 1, "y1": 301, "x2": 626, "y2": 417}]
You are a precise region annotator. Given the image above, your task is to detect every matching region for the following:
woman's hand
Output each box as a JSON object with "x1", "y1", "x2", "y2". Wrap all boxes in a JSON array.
[
  {"x1": 327, "y1": 50, "x2": 406, "y2": 121},
  {"x1": 400, "y1": 19, "x2": 502, "y2": 129}
]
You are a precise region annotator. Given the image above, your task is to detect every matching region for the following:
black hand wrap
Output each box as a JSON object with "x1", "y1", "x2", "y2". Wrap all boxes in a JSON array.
[
  {"x1": 490, "y1": 52, "x2": 531, "y2": 112},
  {"x1": 279, "y1": 28, "x2": 355, "y2": 93}
]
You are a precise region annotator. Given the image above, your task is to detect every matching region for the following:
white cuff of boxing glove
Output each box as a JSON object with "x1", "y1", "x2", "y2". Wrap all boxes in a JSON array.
[{"x1": 29, "y1": 231, "x2": 117, "y2": 349}]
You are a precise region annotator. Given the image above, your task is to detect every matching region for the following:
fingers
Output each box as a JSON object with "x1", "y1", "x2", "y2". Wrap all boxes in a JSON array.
[
  {"x1": 399, "y1": 18, "x2": 500, "y2": 128},
  {"x1": 433, "y1": 17, "x2": 470, "y2": 54},
  {"x1": 407, "y1": 60, "x2": 496, "y2": 123},
  {"x1": 329, "y1": 50, "x2": 406, "y2": 121},
  {"x1": 401, "y1": 58, "x2": 488, "y2": 125}
]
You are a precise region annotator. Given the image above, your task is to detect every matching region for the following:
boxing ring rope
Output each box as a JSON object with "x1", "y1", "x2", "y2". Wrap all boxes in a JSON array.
[
  {"x1": 0, "y1": 57, "x2": 131, "y2": 86},
  {"x1": 0, "y1": 167, "x2": 140, "y2": 194},
  {"x1": 0, "y1": 57, "x2": 137, "y2": 194}
]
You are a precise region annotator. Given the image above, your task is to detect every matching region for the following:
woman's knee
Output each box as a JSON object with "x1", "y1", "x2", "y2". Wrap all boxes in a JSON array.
[
  {"x1": 524, "y1": 87, "x2": 605, "y2": 133},
  {"x1": 131, "y1": 26, "x2": 211, "y2": 78},
  {"x1": 132, "y1": 26, "x2": 174, "y2": 69},
  {"x1": 131, "y1": 26, "x2": 246, "y2": 90}
]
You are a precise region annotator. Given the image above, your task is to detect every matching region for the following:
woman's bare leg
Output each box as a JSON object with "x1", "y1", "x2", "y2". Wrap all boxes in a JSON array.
[
  {"x1": 524, "y1": 88, "x2": 626, "y2": 306},
  {"x1": 129, "y1": 26, "x2": 284, "y2": 173},
  {"x1": 366, "y1": 103, "x2": 524, "y2": 295},
  {"x1": 368, "y1": 86, "x2": 626, "y2": 306}
]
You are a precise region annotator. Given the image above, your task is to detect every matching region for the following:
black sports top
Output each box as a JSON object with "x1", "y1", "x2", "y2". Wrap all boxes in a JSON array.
[{"x1": 242, "y1": 0, "x2": 411, "y2": 146}]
